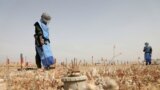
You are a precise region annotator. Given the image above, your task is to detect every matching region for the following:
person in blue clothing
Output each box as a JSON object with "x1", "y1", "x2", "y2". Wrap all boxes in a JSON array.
[
  {"x1": 143, "y1": 42, "x2": 152, "y2": 65},
  {"x1": 34, "y1": 13, "x2": 55, "y2": 70}
]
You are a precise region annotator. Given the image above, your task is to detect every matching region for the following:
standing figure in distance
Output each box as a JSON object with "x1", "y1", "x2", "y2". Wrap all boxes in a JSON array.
[
  {"x1": 143, "y1": 42, "x2": 152, "y2": 65},
  {"x1": 34, "y1": 13, "x2": 55, "y2": 69}
]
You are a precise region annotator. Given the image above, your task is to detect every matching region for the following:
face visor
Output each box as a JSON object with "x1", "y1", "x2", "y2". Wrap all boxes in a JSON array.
[
  {"x1": 41, "y1": 13, "x2": 51, "y2": 24},
  {"x1": 145, "y1": 42, "x2": 149, "y2": 46}
]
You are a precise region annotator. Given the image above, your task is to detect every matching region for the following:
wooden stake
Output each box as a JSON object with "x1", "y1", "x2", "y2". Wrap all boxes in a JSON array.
[
  {"x1": 92, "y1": 56, "x2": 93, "y2": 65},
  {"x1": 6, "y1": 58, "x2": 10, "y2": 90},
  {"x1": 20, "y1": 53, "x2": 24, "y2": 70}
]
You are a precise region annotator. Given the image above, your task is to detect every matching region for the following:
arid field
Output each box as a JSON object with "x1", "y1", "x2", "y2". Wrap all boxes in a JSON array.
[{"x1": 0, "y1": 61, "x2": 160, "y2": 90}]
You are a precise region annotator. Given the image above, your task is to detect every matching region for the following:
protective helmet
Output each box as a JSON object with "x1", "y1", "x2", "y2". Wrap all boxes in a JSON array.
[
  {"x1": 145, "y1": 42, "x2": 149, "y2": 46},
  {"x1": 41, "y1": 12, "x2": 51, "y2": 24}
]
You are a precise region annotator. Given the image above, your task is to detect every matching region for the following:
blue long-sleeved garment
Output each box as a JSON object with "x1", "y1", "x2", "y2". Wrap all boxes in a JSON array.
[
  {"x1": 143, "y1": 46, "x2": 152, "y2": 64},
  {"x1": 36, "y1": 21, "x2": 54, "y2": 68}
]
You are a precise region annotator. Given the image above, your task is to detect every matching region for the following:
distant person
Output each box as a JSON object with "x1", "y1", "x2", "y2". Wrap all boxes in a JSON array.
[
  {"x1": 143, "y1": 42, "x2": 152, "y2": 65},
  {"x1": 34, "y1": 13, "x2": 55, "y2": 70}
]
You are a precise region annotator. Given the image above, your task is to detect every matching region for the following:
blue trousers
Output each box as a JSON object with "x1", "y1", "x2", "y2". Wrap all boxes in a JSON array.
[{"x1": 145, "y1": 53, "x2": 151, "y2": 65}]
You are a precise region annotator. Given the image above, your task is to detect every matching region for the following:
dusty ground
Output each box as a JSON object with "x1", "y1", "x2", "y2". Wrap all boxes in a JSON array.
[
  {"x1": 0, "y1": 63, "x2": 160, "y2": 90},
  {"x1": 0, "y1": 81, "x2": 6, "y2": 90}
]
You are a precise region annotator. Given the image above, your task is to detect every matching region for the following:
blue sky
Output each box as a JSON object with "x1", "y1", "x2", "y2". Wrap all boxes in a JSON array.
[{"x1": 0, "y1": 0, "x2": 160, "y2": 63}]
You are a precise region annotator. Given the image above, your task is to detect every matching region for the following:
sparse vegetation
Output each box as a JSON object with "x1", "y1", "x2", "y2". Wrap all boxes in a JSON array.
[{"x1": 0, "y1": 61, "x2": 160, "y2": 90}]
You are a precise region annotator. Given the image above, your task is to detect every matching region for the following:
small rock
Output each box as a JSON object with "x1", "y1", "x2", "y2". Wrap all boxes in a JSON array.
[
  {"x1": 86, "y1": 83, "x2": 97, "y2": 90},
  {"x1": 0, "y1": 79, "x2": 4, "y2": 83}
]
